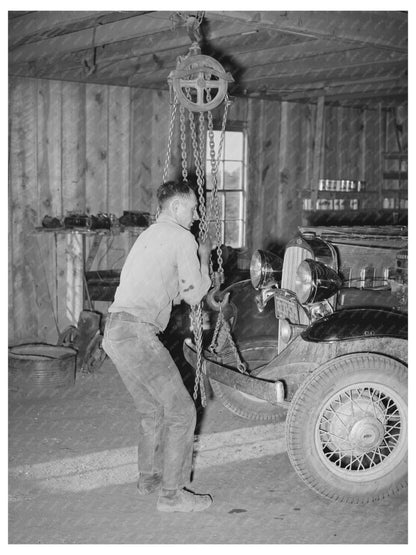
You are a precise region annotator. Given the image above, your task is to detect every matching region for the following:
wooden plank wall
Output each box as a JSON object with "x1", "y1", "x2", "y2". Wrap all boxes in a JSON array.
[{"x1": 9, "y1": 76, "x2": 407, "y2": 343}]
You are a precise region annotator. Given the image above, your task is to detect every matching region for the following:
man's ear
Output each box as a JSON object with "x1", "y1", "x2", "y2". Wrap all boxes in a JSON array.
[{"x1": 169, "y1": 197, "x2": 180, "y2": 213}]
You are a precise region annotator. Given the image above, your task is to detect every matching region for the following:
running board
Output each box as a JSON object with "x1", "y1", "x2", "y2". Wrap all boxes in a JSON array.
[{"x1": 183, "y1": 338, "x2": 285, "y2": 405}]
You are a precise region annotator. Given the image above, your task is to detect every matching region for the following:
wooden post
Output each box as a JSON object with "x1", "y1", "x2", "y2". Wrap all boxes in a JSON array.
[
  {"x1": 65, "y1": 232, "x2": 84, "y2": 324},
  {"x1": 311, "y1": 96, "x2": 325, "y2": 211}
]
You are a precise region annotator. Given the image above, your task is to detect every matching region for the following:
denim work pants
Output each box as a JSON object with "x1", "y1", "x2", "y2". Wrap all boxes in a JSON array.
[{"x1": 103, "y1": 312, "x2": 196, "y2": 490}]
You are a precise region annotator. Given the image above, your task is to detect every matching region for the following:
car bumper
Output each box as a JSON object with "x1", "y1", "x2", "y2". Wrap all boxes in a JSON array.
[{"x1": 183, "y1": 338, "x2": 285, "y2": 404}]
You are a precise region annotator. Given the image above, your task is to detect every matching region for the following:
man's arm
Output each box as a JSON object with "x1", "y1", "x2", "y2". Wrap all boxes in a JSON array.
[{"x1": 177, "y1": 234, "x2": 211, "y2": 306}]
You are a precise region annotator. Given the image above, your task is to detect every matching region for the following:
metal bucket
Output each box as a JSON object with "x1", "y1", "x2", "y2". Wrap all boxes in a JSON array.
[{"x1": 9, "y1": 343, "x2": 77, "y2": 398}]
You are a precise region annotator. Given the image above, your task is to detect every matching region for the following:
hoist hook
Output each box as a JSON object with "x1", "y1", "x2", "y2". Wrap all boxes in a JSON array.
[{"x1": 206, "y1": 284, "x2": 230, "y2": 311}]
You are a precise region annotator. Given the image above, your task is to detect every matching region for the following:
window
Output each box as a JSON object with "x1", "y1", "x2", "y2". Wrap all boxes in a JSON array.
[{"x1": 205, "y1": 128, "x2": 247, "y2": 248}]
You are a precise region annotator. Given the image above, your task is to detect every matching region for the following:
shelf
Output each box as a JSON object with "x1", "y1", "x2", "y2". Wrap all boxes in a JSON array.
[
  {"x1": 383, "y1": 152, "x2": 408, "y2": 160},
  {"x1": 383, "y1": 171, "x2": 408, "y2": 180},
  {"x1": 302, "y1": 190, "x2": 378, "y2": 198}
]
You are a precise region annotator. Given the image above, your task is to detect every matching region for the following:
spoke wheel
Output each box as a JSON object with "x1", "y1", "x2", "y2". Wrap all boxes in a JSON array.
[
  {"x1": 209, "y1": 338, "x2": 287, "y2": 422},
  {"x1": 286, "y1": 353, "x2": 407, "y2": 503},
  {"x1": 172, "y1": 55, "x2": 229, "y2": 112}
]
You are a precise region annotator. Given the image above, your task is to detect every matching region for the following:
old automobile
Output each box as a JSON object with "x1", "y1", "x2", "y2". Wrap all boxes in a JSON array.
[{"x1": 183, "y1": 226, "x2": 408, "y2": 504}]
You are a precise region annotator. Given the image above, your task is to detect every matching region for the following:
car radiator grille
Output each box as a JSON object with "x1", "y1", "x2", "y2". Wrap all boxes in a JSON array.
[
  {"x1": 282, "y1": 245, "x2": 311, "y2": 291},
  {"x1": 277, "y1": 246, "x2": 311, "y2": 353}
]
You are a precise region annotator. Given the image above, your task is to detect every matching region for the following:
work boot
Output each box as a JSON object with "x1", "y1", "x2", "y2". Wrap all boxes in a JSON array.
[
  {"x1": 157, "y1": 488, "x2": 213, "y2": 512},
  {"x1": 137, "y1": 472, "x2": 162, "y2": 495}
]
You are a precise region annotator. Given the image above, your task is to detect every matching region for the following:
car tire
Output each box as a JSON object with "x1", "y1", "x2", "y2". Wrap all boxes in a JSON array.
[
  {"x1": 209, "y1": 338, "x2": 288, "y2": 422},
  {"x1": 286, "y1": 353, "x2": 408, "y2": 503}
]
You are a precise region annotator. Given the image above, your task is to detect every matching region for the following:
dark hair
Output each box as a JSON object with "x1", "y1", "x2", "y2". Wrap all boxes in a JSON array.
[{"x1": 157, "y1": 181, "x2": 195, "y2": 208}]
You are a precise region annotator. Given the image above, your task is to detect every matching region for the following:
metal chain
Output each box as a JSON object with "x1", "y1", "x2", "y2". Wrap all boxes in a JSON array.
[
  {"x1": 186, "y1": 91, "x2": 208, "y2": 241},
  {"x1": 190, "y1": 303, "x2": 206, "y2": 405},
  {"x1": 162, "y1": 92, "x2": 179, "y2": 183},
  {"x1": 183, "y1": 92, "x2": 209, "y2": 406},
  {"x1": 209, "y1": 309, "x2": 246, "y2": 374},
  {"x1": 206, "y1": 93, "x2": 231, "y2": 281},
  {"x1": 179, "y1": 104, "x2": 188, "y2": 182}
]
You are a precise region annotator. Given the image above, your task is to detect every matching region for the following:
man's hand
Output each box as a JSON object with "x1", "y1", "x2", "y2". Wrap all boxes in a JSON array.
[{"x1": 198, "y1": 235, "x2": 212, "y2": 263}]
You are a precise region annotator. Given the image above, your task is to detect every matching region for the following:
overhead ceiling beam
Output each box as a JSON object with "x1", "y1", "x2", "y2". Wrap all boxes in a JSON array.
[
  {"x1": 209, "y1": 11, "x2": 407, "y2": 53},
  {"x1": 9, "y1": 12, "x2": 177, "y2": 64}
]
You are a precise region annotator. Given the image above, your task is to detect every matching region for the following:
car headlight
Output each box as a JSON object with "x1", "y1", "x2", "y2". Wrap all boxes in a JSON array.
[
  {"x1": 250, "y1": 250, "x2": 283, "y2": 290},
  {"x1": 295, "y1": 259, "x2": 342, "y2": 304}
]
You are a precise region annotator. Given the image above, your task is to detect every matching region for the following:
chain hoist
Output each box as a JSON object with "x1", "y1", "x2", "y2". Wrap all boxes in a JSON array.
[{"x1": 164, "y1": 22, "x2": 244, "y2": 405}]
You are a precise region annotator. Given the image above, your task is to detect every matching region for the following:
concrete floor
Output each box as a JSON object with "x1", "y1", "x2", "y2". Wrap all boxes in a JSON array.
[{"x1": 9, "y1": 357, "x2": 408, "y2": 544}]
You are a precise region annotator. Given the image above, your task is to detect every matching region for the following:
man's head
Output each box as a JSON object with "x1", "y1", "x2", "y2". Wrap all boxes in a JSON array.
[{"x1": 157, "y1": 181, "x2": 198, "y2": 230}]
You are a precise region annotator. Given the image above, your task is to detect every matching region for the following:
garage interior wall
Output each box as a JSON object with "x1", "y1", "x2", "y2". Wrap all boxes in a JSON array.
[{"x1": 8, "y1": 76, "x2": 407, "y2": 344}]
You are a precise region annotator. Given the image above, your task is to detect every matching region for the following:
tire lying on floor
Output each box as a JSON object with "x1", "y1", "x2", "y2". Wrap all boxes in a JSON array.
[
  {"x1": 285, "y1": 353, "x2": 408, "y2": 503},
  {"x1": 209, "y1": 338, "x2": 288, "y2": 423}
]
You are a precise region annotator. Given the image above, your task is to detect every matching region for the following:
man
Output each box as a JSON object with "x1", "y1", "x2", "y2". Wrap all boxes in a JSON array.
[{"x1": 103, "y1": 180, "x2": 212, "y2": 513}]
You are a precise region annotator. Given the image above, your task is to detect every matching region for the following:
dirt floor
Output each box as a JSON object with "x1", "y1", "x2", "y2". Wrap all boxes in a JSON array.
[{"x1": 8, "y1": 356, "x2": 408, "y2": 545}]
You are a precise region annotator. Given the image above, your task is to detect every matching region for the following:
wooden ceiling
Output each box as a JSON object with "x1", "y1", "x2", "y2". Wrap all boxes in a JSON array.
[{"x1": 9, "y1": 10, "x2": 408, "y2": 108}]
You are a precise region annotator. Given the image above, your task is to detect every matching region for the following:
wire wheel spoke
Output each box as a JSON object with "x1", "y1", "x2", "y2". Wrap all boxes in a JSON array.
[{"x1": 318, "y1": 384, "x2": 402, "y2": 473}]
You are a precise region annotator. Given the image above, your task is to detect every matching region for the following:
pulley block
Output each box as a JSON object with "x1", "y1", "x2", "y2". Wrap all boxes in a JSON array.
[{"x1": 170, "y1": 54, "x2": 233, "y2": 112}]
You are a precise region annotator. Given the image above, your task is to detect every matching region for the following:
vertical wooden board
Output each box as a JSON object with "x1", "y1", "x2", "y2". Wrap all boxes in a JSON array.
[
  {"x1": 311, "y1": 97, "x2": 325, "y2": 209},
  {"x1": 55, "y1": 232, "x2": 72, "y2": 332},
  {"x1": 85, "y1": 83, "x2": 109, "y2": 214},
  {"x1": 150, "y1": 90, "x2": 171, "y2": 213},
  {"x1": 65, "y1": 232, "x2": 83, "y2": 324},
  {"x1": 107, "y1": 85, "x2": 131, "y2": 215},
  {"x1": 276, "y1": 101, "x2": 305, "y2": 245},
  {"x1": 84, "y1": 83, "x2": 109, "y2": 272},
  {"x1": 9, "y1": 77, "x2": 39, "y2": 341},
  {"x1": 61, "y1": 81, "x2": 86, "y2": 215},
  {"x1": 302, "y1": 103, "x2": 315, "y2": 189},
  {"x1": 363, "y1": 107, "x2": 378, "y2": 188},
  {"x1": 346, "y1": 107, "x2": 361, "y2": 179},
  {"x1": 324, "y1": 105, "x2": 338, "y2": 178},
  {"x1": 130, "y1": 88, "x2": 153, "y2": 211},
  {"x1": 336, "y1": 106, "x2": 344, "y2": 177},
  {"x1": 32, "y1": 232, "x2": 60, "y2": 342},
  {"x1": 286, "y1": 102, "x2": 305, "y2": 240},
  {"x1": 358, "y1": 108, "x2": 366, "y2": 180},
  {"x1": 36, "y1": 79, "x2": 63, "y2": 341},
  {"x1": 261, "y1": 99, "x2": 281, "y2": 246},
  {"x1": 246, "y1": 98, "x2": 263, "y2": 252},
  {"x1": 37, "y1": 79, "x2": 63, "y2": 218},
  {"x1": 107, "y1": 85, "x2": 131, "y2": 270}
]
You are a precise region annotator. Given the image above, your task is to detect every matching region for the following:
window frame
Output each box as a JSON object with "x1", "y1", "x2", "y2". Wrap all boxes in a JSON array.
[{"x1": 205, "y1": 123, "x2": 247, "y2": 248}]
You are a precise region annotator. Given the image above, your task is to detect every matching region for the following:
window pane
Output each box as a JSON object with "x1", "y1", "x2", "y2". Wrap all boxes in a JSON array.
[
  {"x1": 225, "y1": 191, "x2": 243, "y2": 220},
  {"x1": 224, "y1": 161, "x2": 242, "y2": 190},
  {"x1": 224, "y1": 131, "x2": 243, "y2": 160},
  {"x1": 206, "y1": 161, "x2": 223, "y2": 190},
  {"x1": 208, "y1": 220, "x2": 224, "y2": 247},
  {"x1": 206, "y1": 191, "x2": 225, "y2": 220},
  {"x1": 225, "y1": 221, "x2": 242, "y2": 248}
]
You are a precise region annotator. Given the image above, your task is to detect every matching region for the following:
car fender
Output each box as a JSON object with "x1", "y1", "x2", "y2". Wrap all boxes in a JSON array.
[{"x1": 301, "y1": 307, "x2": 407, "y2": 343}]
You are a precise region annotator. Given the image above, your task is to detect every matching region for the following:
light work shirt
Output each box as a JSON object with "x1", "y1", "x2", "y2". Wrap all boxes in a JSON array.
[{"x1": 109, "y1": 213, "x2": 211, "y2": 331}]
